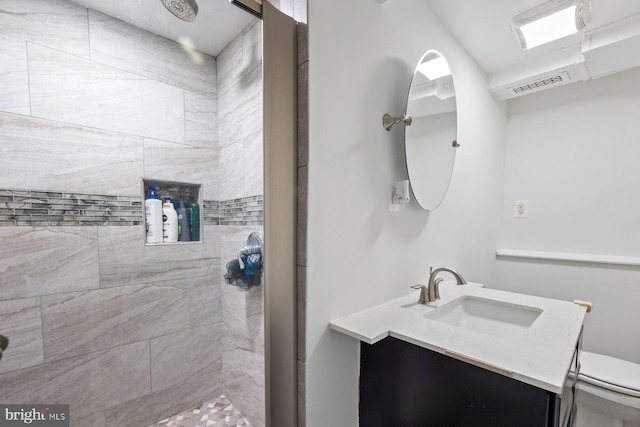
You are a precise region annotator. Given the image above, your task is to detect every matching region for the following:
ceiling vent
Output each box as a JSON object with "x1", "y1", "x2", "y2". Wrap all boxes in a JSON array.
[
  {"x1": 509, "y1": 71, "x2": 571, "y2": 94},
  {"x1": 488, "y1": 11, "x2": 640, "y2": 100}
]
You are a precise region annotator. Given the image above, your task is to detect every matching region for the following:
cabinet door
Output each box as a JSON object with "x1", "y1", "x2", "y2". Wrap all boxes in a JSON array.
[{"x1": 360, "y1": 337, "x2": 559, "y2": 427}]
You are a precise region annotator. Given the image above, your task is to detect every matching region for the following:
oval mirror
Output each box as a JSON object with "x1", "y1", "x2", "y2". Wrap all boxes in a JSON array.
[{"x1": 405, "y1": 50, "x2": 458, "y2": 211}]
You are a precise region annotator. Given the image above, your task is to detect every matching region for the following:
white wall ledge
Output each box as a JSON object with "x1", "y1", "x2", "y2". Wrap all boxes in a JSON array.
[{"x1": 496, "y1": 249, "x2": 640, "y2": 267}]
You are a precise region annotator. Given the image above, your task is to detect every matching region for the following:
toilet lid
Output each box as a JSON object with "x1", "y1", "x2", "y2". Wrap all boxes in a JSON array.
[{"x1": 578, "y1": 351, "x2": 640, "y2": 398}]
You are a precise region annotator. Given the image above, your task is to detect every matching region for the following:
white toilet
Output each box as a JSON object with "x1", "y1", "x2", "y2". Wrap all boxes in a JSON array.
[{"x1": 574, "y1": 351, "x2": 640, "y2": 427}]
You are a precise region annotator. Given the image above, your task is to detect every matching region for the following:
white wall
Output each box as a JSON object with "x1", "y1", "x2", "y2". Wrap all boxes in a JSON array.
[
  {"x1": 496, "y1": 67, "x2": 640, "y2": 364},
  {"x1": 306, "y1": 0, "x2": 507, "y2": 425}
]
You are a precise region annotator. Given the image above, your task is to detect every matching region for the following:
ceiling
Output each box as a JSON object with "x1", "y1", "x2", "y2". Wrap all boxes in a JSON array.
[
  {"x1": 69, "y1": 0, "x2": 640, "y2": 96},
  {"x1": 69, "y1": 0, "x2": 255, "y2": 56},
  {"x1": 424, "y1": 0, "x2": 640, "y2": 97}
]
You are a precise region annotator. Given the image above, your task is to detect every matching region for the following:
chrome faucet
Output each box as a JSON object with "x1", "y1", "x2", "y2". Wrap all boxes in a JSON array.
[
  {"x1": 411, "y1": 267, "x2": 467, "y2": 304},
  {"x1": 429, "y1": 267, "x2": 467, "y2": 287}
]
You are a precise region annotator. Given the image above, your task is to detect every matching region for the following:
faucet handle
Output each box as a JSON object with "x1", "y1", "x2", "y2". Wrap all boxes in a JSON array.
[
  {"x1": 433, "y1": 278, "x2": 443, "y2": 300},
  {"x1": 410, "y1": 285, "x2": 428, "y2": 304}
]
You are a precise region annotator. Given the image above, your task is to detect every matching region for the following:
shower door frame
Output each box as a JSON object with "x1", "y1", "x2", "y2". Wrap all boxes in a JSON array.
[{"x1": 263, "y1": 3, "x2": 299, "y2": 427}]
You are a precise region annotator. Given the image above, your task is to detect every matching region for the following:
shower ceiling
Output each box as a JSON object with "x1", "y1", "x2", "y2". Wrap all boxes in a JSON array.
[{"x1": 68, "y1": 0, "x2": 254, "y2": 56}]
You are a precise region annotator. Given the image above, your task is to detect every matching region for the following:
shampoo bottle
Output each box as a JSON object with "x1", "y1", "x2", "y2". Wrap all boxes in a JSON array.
[
  {"x1": 162, "y1": 197, "x2": 178, "y2": 243},
  {"x1": 145, "y1": 186, "x2": 163, "y2": 243},
  {"x1": 177, "y1": 198, "x2": 191, "y2": 242}
]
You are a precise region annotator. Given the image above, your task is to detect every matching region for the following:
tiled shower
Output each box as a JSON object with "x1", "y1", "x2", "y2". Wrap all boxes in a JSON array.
[{"x1": 0, "y1": 1, "x2": 265, "y2": 426}]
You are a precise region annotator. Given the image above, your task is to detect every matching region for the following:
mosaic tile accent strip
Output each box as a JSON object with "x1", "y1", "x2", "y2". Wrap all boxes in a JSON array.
[
  {"x1": 202, "y1": 200, "x2": 221, "y2": 226},
  {"x1": 203, "y1": 196, "x2": 263, "y2": 226},
  {"x1": 149, "y1": 394, "x2": 252, "y2": 427},
  {"x1": 0, "y1": 189, "x2": 263, "y2": 227},
  {"x1": 217, "y1": 196, "x2": 263, "y2": 226},
  {"x1": 0, "y1": 189, "x2": 142, "y2": 226}
]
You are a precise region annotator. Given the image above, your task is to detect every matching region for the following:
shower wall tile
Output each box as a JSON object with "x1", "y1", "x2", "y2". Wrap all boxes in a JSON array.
[
  {"x1": 185, "y1": 91, "x2": 218, "y2": 150},
  {"x1": 150, "y1": 324, "x2": 223, "y2": 391},
  {"x1": 0, "y1": 189, "x2": 143, "y2": 227},
  {"x1": 220, "y1": 226, "x2": 264, "y2": 269},
  {"x1": 0, "y1": 341, "x2": 151, "y2": 420},
  {"x1": 223, "y1": 285, "x2": 264, "y2": 354},
  {"x1": 0, "y1": 112, "x2": 143, "y2": 195},
  {"x1": 89, "y1": 10, "x2": 217, "y2": 97},
  {"x1": 0, "y1": 0, "x2": 90, "y2": 58},
  {"x1": 223, "y1": 347, "x2": 265, "y2": 427},
  {"x1": 220, "y1": 226, "x2": 264, "y2": 346},
  {"x1": 243, "y1": 20, "x2": 263, "y2": 76},
  {"x1": 186, "y1": 270, "x2": 223, "y2": 327},
  {"x1": 217, "y1": 15, "x2": 264, "y2": 273},
  {"x1": 0, "y1": 227, "x2": 99, "y2": 301},
  {"x1": 221, "y1": 225, "x2": 265, "y2": 407},
  {"x1": 28, "y1": 43, "x2": 185, "y2": 143},
  {"x1": 0, "y1": 189, "x2": 260, "y2": 227},
  {"x1": 0, "y1": 2, "x2": 262, "y2": 424},
  {"x1": 218, "y1": 196, "x2": 264, "y2": 226},
  {"x1": 41, "y1": 284, "x2": 189, "y2": 362},
  {"x1": 0, "y1": 297, "x2": 44, "y2": 374},
  {"x1": 98, "y1": 226, "x2": 219, "y2": 288},
  {"x1": 0, "y1": 33, "x2": 30, "y2": 115},
  {"x1": 103, "y1": 369, "x2": 222, "y2": 427},
  {"x1": 218, "y1": 65, "x2": 263, "y2": 147},
  {"x1": 217, "y1": 32, "x2": 243, "y2": 97},
  {"x1": 143, "y1": 138, "x2": 219, "y2": 200},
  {"x1": 244, "y1": 131, "x2": 264, "y2": 198},
  {"x1": 221, "y1": 224, "x2": 265, "y2": 426},
  {"x1": 220, "y1": 141, "x2": 244, "y2": 201}
]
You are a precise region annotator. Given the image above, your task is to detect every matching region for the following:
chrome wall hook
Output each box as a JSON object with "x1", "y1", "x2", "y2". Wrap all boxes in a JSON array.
[{"x1": 382, "y1": 114, "x2": 412, "y2": 131}]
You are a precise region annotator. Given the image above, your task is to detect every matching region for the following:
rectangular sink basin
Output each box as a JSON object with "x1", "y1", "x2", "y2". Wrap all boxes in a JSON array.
[{"x1": 424, "y1": 296, "x2": 542, "y2": 336}]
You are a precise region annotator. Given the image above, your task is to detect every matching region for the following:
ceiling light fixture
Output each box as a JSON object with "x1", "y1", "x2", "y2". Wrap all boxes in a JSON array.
[
  {"x1": 160, "y1": 0, "x2": 199, "y2": 22},
  {"x1": 416, "y1": 53, "x2": 451, "y2": 80},
  {"x1": 511, "y1": 0, "x2": 590, "y2": 49}
]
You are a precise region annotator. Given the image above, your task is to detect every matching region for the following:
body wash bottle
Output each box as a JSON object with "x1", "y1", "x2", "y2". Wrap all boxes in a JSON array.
[
  {"x1": 177, "y1": 198, "x2": 191, "y2": 242},
  {"x1": 162, "y1": 197, "x2": 178, "y2": 243},
  {"x1": 145, "y1": 186, "x2": 163, "y2": 243}
]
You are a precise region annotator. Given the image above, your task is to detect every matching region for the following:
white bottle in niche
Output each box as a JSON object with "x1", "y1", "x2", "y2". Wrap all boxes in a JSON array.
[
  {"x1": 162, "y1": 197, "x2": 178, "y2": 243},
  {"x1": 145, "y1": 186, "x2": 163, "y2": 243}
]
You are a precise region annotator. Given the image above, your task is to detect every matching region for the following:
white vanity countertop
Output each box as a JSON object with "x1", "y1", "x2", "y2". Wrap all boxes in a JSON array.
[{"x1": 330, "y1": 281, "x2": 587, "y2": 394}]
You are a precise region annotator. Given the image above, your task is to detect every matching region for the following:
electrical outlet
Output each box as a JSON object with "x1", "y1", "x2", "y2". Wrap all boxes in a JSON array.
[{"x1": 513, "y1": 200, "x2": 529, "y2": 218}]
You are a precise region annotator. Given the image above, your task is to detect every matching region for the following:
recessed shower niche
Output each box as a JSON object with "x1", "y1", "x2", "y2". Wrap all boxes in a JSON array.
[{"x1": 141, "y1": 178, "x2": 203, "y2": 245}]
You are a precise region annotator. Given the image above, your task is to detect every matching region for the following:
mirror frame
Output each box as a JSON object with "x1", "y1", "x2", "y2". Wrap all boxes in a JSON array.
[{"x1": 404, "y1": 49, "x2": 458, "y2": 211}]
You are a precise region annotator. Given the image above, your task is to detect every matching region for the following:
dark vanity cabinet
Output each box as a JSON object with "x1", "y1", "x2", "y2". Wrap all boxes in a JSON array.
[{"x1": 359, "y1": 336, "x2": 580, "y2": 427}]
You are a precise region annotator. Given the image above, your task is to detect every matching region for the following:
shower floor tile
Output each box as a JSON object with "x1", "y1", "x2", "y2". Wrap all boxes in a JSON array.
[{"x1": 147, "y1": 395, "x2": 252, "y2": 427}]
